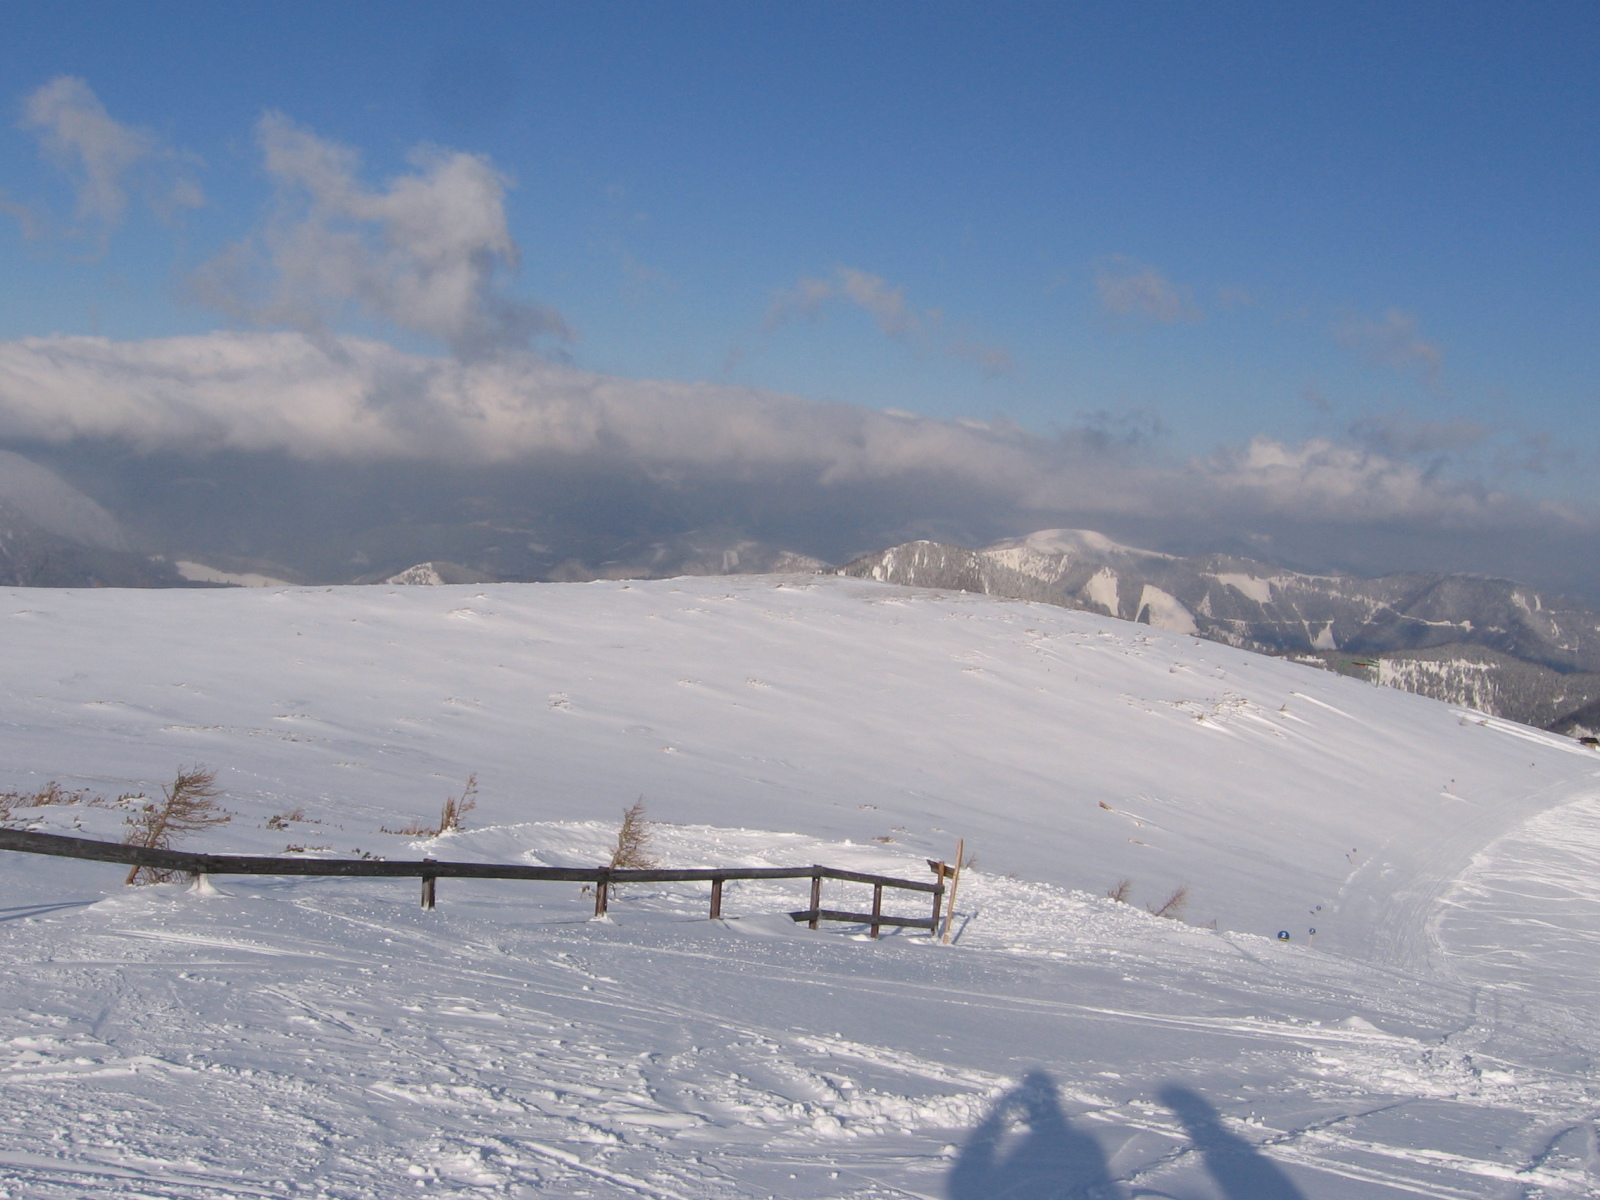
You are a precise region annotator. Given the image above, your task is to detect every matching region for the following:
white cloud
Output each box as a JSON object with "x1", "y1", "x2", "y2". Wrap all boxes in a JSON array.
[
  {"x1": 17, "y1": 76, "x2": 202, "y2": 239},
  {"x1": 1094, "y1": 257, "x2": 1200, "y2": 323},
  {"x1": 833, "y1": 267, "x2": 918, "y2": 339},
  {"x1": 1348, "y1": 413, "x2": 1486, "y2": 456},
  {"x1": 766, "y1": 267, "x2": 1010, "y2": 376},
  {"x1": 1187, "y1": 435, "x2": 1516, "y2": 527},
  {"x1": 0, "y1": 191, "x2": 43, "y2": 241},
  {"x1": 191, "y1": 114, "x2": 566, "y2": 357},
  {"x1": 1335, "y1": 309, "x2": 1443, "y2": 386},
  {"x1": 768, "y1": 267, "x2": 919, "y2": 338}
]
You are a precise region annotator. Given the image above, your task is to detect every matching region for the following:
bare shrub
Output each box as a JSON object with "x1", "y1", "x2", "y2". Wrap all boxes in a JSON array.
[
  {"x1": 583, "y1": 798, "x2": 657, "y2": 900},
  {"x1": 0, "y1": 780, "x2": 136, "y2": 825},
  {"x1": 1106, "y1": 878, "x2": 1133, "y2": 903},
  {"x1": 123, "y1": 766, "x2": 230, "y2": 886},
  {"x1": 382, "y1": 774, "x2": 478, "y2": 837},
  {"x1": 265, "y1": 806, "x2": 308, "y2": 831},
  {"x1": 3, "y1": 782, "x2": 145, "y2": 811},
  {"x1": 381, "y1": 816, "x2": 435, "y2": 836},
  {"x1": 609, "y1": 797, "x2": 657, "y2": 871},
  {"x1": 439, "y1": 774, "x2": 478, "y2": 834},
  {"x1": 16, "y1": 782, "x2": 83, "y2": 806},
  {"x1": 1147, "y1": 884, "x2": 1190, "y2": 920}
]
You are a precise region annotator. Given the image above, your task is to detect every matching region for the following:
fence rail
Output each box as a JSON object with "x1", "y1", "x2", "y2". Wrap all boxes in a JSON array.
[{"x1": 0, "y1": 827, "x2": 944, "y2": 936}]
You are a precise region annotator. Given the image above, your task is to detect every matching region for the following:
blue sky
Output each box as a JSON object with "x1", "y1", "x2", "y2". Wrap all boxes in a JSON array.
[{"x1": 1, "y1": 3, "x2": 1598, "y2": 586}]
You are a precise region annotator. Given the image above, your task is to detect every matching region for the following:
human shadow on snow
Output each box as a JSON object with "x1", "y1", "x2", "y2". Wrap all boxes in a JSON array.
[
  {"x1": 946, "y1": 1072, "x2": 1306, "y2": 1200},
  {"x1": 1157, "y1": 1085, "x2": 1306, "y2": 1200},
  {"x1": 946, "y1": 1069, "x2": 1120, "y2": 1200}
]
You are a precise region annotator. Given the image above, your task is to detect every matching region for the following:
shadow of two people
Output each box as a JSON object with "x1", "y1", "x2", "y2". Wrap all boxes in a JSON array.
[{"x1": 947, "y1": 1070, "x2": 1305, "y2": 1199}]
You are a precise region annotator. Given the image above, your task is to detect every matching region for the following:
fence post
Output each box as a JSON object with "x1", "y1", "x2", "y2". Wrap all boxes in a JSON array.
[
  {"x1": 710, "y1": 878, "x2": 723, "y2": 920},
  {"x1": 870, "y1": 882, "x2": 883, "y2": 938},
  {"x1": 941, "y1": 838, "x2": 963, "y2": 944},
  {"x1": 593, "y1": 873, "x2": 609, "y2": 918},
  {"x1": 421, "y1": 857, "x2": 436, "y2": 910},
  {"x1": 809, "y1": 868, "x2": 822, "y2": 930},
  {"x1": 930, "y1": 861, "x2": 945, "y2": 937}
]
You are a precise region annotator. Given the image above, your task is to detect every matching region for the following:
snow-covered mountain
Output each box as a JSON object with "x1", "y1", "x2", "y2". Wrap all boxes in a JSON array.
[
  {"x1": 350, "y1": 531, "x2": 829, "y2": 587},
  {"x1": 0, "y1": 503, "x2": 199, "y2": 588},
  {"x1": 1329, "y1": 644, "x2": 1600, "y2": 731},
  {"x1": 844, "y1": 530, "x2": 1600, "y2": 727},
  {"x1": 1, "y1": 575, "x2": 1599, "y2": 1196}
]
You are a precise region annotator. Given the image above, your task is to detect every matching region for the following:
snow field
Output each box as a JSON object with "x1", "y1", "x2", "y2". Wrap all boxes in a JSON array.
[{"x1": 0, "y1": 575, "x2": 1597, "y2": 1196}]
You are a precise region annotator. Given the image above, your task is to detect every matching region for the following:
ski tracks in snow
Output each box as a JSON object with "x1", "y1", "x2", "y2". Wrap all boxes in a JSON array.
[{"x1": 0, "y1": 856, "x2": 1594, "y2": 1197}]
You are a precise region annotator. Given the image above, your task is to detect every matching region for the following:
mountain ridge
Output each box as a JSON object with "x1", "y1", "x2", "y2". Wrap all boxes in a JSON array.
[{"x1": 841, "y1": 530, "x2": 1600, "y2": 730}]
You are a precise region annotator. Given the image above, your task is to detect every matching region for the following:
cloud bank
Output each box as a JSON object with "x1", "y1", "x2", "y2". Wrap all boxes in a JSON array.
[
  {"x1": 0, "y1": 331, "x2": 1591, "y2": 595},
  {"x1": 0, "y1": 331, "x2": 1575, "y2": 533}
]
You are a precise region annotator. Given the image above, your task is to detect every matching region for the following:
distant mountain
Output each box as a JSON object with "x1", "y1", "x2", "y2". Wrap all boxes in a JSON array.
[
  {"x1": 356, "y1": 533, "x2": 828, "y2": 586},
  {"x1": 530, "y1": 532, "x2": 828, "y2": 584},
  {"x1": 1301, "y1": 645, "x2": 1600, "y2": 732},
  {"x1": 0, "y1": 504, "x2": 203, "y2": 589},
  {"x1": 842, "y1": 530, "x2": 1600, "y2": 731},
  {"x1": 1550, "y1": 696, "x2": 1600, "y2": 739},
  {"x1": 382, "y1": 561, "x2": 499, "y2": 586},
  {"x1": 0, "y1": 495, "x2": 827, "y2": 590}
]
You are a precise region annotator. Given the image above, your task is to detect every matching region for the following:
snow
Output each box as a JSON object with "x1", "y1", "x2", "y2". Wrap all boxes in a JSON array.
[
  {"x1": 1084, "y1": 566, "x2": 1120, "y2": 614},
  {"x1": 1134, "y1": 584, "x2": 1198, "y2": 635},
  {"x1": 173, "y1": 561, "x2": 294, "y2": 588},
  {"x1": 0, "y1": 574, "x2": 1598, "y2": 1197},
  {"x1": 980, "y1": 529, "x2": 1171, "y2": 590},
  {"x1": 1212, "y1": 572, "x2": 1278, "y2": 606},
  {"x1": 1001, "y1": 528, "x2": 1175, "y2": 561}
]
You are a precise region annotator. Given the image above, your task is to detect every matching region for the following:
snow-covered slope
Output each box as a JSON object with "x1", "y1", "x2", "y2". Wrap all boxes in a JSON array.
[{"x1": 1, "y1": 576, "x2": 1598, "y2": 1197}]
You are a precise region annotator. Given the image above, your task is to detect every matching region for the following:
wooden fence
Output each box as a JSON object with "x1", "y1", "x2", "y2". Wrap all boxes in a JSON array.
[{"x1": 0, "y1": 828, "x2": 945, "y2": 937}]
